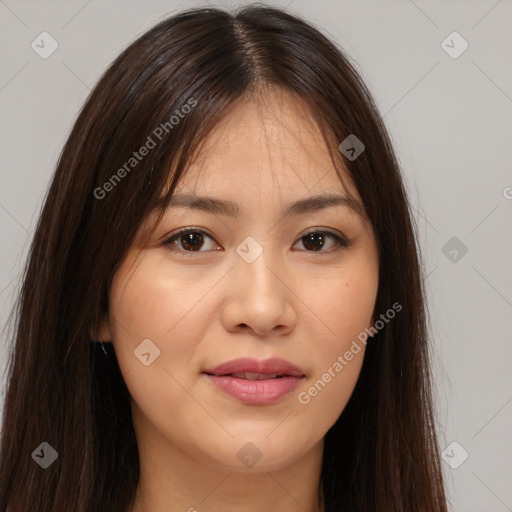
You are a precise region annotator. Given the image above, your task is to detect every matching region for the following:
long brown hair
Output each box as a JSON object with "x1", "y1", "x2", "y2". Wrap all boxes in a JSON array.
[{"x1": 0, "y1": 4, "x2": 448, "y2": 511}]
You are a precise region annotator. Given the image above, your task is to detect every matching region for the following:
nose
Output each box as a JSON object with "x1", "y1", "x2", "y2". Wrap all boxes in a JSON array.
[{"x1": 220, "y1": 248, "x2": 298, "y2": 337}]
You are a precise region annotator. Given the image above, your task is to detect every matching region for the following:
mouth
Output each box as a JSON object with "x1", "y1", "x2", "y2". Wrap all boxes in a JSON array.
[
  {"x1": 203, "y1": 357, "x2": 305, "y2": 378},
  {"x1": 207, "y1": 372, "x2": 294, "y2": 380},
  {"x1": 203, "y1": 357, "x2": 305, "y2": 405}
]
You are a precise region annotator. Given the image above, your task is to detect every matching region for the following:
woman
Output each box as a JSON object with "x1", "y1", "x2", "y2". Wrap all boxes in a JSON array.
[{"x1": 0, "y1": 4, "x2": 448, "y2": 511}]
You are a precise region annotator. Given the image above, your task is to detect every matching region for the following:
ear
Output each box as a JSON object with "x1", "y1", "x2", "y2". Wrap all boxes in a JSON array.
[
  {"x1": 369, "y1": 309, "x2": 377, "y2": 331},
  {"x1": 89, "y1": 314, "x2": 113, "y2": 343}
]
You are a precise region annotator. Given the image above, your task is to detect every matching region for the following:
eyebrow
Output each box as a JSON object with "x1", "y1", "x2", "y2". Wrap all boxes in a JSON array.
[{"x1": 156, "y1": 192, "x2": 366, "y2": 220}]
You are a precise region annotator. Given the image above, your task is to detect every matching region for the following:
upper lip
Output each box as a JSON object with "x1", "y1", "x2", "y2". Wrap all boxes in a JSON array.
[{"x1": 203, "y1": 357, "x2": 305, "y2": 377}]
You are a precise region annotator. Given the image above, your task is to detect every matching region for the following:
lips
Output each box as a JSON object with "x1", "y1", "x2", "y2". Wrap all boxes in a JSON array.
[
  {"x1": 203, "y1": 357, "x2": 305, "y2": 378},
  {"x1": 203, "y1": 357, "x2": 305, "y2": 405},
  {"x1": 228, "y1": 372, "x2": 283, "y2": 380}
]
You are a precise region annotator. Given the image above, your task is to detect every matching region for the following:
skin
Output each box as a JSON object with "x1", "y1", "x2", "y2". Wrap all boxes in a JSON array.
[{"x1": 99, "y1": 89, "x2": 379, "y2": 512}]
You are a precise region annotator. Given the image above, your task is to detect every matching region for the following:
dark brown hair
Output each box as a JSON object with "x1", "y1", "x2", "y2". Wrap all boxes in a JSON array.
[{"x1": 0, "y1": 4, "x2": 448, "y2": 511}]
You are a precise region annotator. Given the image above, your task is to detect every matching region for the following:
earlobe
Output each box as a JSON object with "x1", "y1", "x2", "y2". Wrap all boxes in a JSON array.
[
  {"x1": 370, "y1": 311, "x2": 377, "y2": 331},
  {"x1": 90, "y1": 315, "x2": 113, "y2": 343}
]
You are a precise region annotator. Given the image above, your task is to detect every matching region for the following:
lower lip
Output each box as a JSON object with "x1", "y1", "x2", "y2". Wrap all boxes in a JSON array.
[{"x1": 205, "y1": 374, "x2": 304, "y2": 405}]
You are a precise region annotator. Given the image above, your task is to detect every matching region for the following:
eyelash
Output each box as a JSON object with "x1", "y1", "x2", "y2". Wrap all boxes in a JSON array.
[{"x1": 161, "y1": 227, "x2": 350, "y2": 256}]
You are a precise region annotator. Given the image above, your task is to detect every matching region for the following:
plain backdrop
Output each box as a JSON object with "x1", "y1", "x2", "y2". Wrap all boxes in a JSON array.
[{"x1": 0, "y1": 1, "x2": 511, "y2": 511}]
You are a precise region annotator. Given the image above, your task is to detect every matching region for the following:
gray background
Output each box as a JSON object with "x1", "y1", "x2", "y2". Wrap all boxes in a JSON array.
[{"x1": 1, "y1": 1, "x2": 511, "y2": 511}]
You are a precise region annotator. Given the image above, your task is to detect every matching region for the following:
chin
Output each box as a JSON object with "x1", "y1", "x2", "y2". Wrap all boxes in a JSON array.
[{"x1": 195, "y1": 435, "x2": 315, "y2": 474}]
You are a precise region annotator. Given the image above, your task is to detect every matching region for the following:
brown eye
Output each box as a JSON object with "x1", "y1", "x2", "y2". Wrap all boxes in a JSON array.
[
  {"x1": 180, "y1": 231, "x2": 204, "y2": 251},
  {"x1": 162, "y1": 228, "x2": 221, "y2": 253},
  {"x1": 294, "y1": 230, "x2": 348, "y2": 253},
  {"x1": 302, "y1": 232, "x2": 326, "y2": 251}
]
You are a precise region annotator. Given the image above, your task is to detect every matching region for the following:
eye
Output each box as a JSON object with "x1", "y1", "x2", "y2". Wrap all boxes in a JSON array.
[
  {"x1": 293, "y1": 230, "x2": 349, "y2": 253},
  {"x1": 162, "y1": 228, "x2": 349, "y2": 254},
  {"x1": 162, "y1": 228, "x2": 221, "y2": 253}
]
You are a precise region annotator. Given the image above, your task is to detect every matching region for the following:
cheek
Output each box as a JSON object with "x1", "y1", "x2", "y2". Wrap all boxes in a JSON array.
[
  {"x1": 297, "y1": 352, "x2": 363, "y2": 439},
  {"x1": 305, "y1": 260, "x2": 378, "y2": 352},
  {"x1": 107, "y1": 253, "x2": 220, "y2": 434},
  {"x1": 294, "y1": 255, "x2": 377, "y2": 422},
  {"x1": 295, "y1": 286, "x2": 373, "y2": 432},
  {"x1": 107, "y1": 252, "x2": 219, "y2": 393},
  {"x1": 109, "y1": 251, "x2": 221, "y2": 344}
]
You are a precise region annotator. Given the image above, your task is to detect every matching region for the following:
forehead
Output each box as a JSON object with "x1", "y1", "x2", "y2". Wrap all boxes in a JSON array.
[{"x1": 176, "y1": 90, "x2": 360, "y2": 201}]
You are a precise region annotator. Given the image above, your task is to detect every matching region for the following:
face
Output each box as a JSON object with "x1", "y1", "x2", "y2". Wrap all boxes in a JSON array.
[{"x1": 101, "y1": 90, "x2": 379, "y2": 473}]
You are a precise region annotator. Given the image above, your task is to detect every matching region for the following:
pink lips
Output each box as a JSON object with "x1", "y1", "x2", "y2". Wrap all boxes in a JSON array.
[{"x1": 203, "y1": 357, "x2": 305, "y2": 405}]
